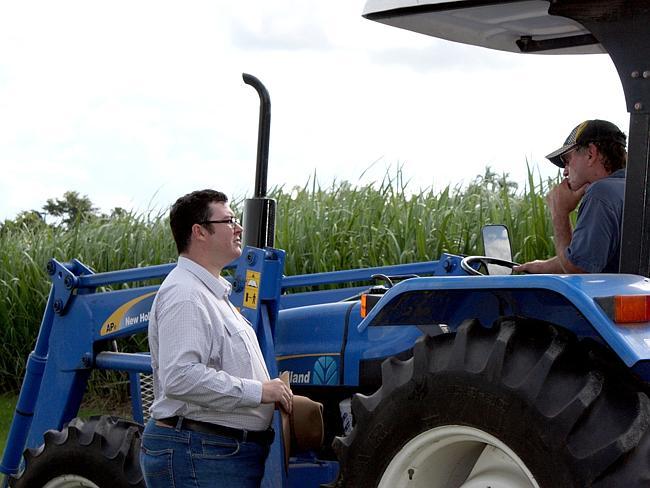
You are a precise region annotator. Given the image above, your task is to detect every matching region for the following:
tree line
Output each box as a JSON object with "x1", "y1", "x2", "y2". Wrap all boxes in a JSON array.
[{"x1": 1, "y1": 191, "x2": 128, "y2": 231}]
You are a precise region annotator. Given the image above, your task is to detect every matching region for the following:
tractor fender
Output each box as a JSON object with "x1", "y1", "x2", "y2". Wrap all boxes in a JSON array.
[{"x1": 359, "y1": 274, "x2": 650, "y2": 372}]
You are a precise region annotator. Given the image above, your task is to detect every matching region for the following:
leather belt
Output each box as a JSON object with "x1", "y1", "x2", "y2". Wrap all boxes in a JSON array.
[{"x1": 157, "y1": 416, "x2": 275, "y2": 445}]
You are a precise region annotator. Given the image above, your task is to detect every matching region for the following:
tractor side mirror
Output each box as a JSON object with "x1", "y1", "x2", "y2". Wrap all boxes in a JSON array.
[{"x1": 482, "y1": 225, "x2": 513, "y2": 275}]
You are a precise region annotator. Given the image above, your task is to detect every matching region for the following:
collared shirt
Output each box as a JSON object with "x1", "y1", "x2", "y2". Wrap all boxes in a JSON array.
[
  {"x1": 148, "y1": 256, "x2": 273, "y2": 431},
  {"x1": 566, "y1": 168, "x2": 625, "y2": 273}
]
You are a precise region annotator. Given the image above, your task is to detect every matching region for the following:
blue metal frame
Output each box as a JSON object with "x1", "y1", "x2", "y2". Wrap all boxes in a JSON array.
[
  {"x1": 0, "y1": 258, "x2": 171, "y2": 477},
  {"x1": 279, "y1": 253, "x2": 466, "y2": 309},
  {"x1": 2, "y1": 247, "x2": 649, "y2": 487}
]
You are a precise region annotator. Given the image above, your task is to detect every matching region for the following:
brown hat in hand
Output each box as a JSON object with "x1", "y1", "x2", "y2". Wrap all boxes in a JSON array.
[{"x1": 279, "y1": 372, "x2": 324, "y2": 471}]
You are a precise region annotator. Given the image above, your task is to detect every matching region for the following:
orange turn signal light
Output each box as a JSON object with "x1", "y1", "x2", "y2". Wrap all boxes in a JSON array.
[
  {"x1": 360, "y1": 293, "x2": 382, "y2": 318},
  {"x1": 360, "y1": 294, "x2": 368, "y2": 318},
  {"x1": 614, "y1": 295, "x2": 650, "y2": 324}
]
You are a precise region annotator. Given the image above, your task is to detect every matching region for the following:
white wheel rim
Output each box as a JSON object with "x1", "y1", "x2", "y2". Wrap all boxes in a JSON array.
[
  {"x1": 378, "y1": 425, "x2": 540, "y2": 488},
  {"x1": 43, "y1": 475, "x2": 100, "y2": 488}
]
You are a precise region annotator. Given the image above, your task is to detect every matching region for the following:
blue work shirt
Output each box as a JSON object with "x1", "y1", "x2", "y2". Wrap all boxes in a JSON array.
[{"x1": 566, "y1": 169, "x2": 625, "y2": 273}]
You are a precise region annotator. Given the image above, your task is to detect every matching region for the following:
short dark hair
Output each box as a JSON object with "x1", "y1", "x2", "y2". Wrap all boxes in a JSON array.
[
  {"x1": 593, "y1": 140, "x2": 627, "y2": 173},
  {"x1": 169, "y1": 189, "x2": 228, "y2": 254}
]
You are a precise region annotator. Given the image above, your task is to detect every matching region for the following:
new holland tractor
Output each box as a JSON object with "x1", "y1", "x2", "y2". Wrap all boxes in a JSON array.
[{"x1": 3, "y1": 1, "x2": 650, "y2": 487}]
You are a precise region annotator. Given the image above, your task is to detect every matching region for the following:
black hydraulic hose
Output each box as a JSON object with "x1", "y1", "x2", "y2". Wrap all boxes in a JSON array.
[{"x1": 242, "y1": 73, "x2": 271, "y2": 198}]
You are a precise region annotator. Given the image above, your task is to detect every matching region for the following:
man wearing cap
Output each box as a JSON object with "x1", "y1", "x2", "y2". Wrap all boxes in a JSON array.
[
  {"x1": 514, "y1": 119, "x2": 627, "y2": 274},
  {"x1": 140, "y1": 189, "x2": 293, "y2": 487}
]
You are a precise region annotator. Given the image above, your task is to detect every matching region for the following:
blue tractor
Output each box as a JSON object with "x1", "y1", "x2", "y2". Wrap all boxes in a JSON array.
[{"x1": 3, "y1": 1, "x2": 650, "y2": 487}]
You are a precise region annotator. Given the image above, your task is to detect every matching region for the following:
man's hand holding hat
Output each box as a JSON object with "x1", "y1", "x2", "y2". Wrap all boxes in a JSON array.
[
  {"x1": 278, "y1": 372, "x2": 324, "y2": 470},
  {"x1": 262, "y1": 377, "x2": 293, "y2": 414}
]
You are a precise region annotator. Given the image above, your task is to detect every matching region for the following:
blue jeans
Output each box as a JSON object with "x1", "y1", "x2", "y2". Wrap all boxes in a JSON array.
[{"x1": 140, "y1": 419, "x2": 270, "y2": 488}]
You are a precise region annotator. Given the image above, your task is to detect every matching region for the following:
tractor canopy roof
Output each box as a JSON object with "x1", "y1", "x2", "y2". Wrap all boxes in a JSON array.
[
  {"x1": 362, "y1": 0, "x2": 650, "y2": 277},
  {"x1": 362, "y1": 0, "x2": 606, "y2": 54}
]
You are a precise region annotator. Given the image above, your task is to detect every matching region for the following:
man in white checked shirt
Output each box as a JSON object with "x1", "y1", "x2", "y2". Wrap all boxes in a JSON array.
[{"x1": 140, "y1": 189, "x2": 293, "y2": 488}]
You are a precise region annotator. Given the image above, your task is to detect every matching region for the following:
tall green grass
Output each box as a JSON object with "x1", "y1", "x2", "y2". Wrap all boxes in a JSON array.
[
  {"x1": 0, "y1": 167, "x2": 559, "y2": 394},
  {"x1": 0, "y1": 394, "x2": 16, "y2": 453},
  {"x1": 276, "y1": 166, "x2": 558, "y2": 275}
]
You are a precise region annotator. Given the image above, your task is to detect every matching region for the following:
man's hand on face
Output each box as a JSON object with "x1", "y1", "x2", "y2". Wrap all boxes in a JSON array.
[{"x1": 546, "y1": 178, "x2": 588, "y2": 218}]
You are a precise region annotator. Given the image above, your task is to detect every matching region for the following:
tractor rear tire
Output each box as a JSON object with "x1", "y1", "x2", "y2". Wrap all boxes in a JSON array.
[
  {"x1": 9, "y1": 415, "x2": 144, "y2": 488},
  {"x1": 331, "y1": 317, "x2": 650, "y2": 487}
]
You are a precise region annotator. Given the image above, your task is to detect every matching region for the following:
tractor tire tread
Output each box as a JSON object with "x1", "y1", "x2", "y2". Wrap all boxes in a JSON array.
[
  {"x1": 332, "y1": 316, "x2": 650, "y2": 487},
  {"x1": 9, "y1": 415, "x2": 144, "y2": 488}
]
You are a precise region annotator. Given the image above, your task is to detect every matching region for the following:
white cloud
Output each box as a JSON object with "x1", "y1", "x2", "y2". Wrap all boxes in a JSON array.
[
  {"x1": 0, "y1": 0, "x2": 631, "y2": 222},
  {"x1": 230, "y1": 13, "x2": 332, "y2": 51},
  {"x1": 367, "y1": 41, "x2": 519, "y2": 72}
]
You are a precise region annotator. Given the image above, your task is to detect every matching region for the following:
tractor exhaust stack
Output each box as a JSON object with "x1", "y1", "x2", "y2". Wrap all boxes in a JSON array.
[{"x1": 242, "y1": 73, "x2": 276, "y2": 249}]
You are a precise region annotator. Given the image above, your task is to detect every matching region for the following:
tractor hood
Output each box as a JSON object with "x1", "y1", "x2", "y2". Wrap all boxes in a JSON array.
[{"x1": 362, "y1": 0, "x2": 605, "y2": 54}]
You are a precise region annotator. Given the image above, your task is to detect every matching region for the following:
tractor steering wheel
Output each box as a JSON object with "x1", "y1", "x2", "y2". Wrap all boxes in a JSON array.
[{"x1": 460, "y1": 255, "x2": 520, "y2": 276}]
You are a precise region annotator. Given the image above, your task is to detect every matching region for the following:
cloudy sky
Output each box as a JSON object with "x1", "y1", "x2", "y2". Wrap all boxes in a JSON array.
[{"x1": 0, "y1": 1, "x2": 628, "y2": 221}]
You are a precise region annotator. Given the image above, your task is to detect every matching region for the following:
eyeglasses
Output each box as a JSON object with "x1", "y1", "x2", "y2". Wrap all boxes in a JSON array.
[
  {"x1": 560, "y1": 147, "x2": 579, "y2": 166},
  {"x1": 199, "y1": 217, "x2": 241, "y2": 228}
]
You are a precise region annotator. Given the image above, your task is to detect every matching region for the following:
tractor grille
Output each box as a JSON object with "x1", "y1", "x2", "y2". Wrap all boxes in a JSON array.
[{"x1": 140, "y1": 373, "x2": 154, "y2": 423}]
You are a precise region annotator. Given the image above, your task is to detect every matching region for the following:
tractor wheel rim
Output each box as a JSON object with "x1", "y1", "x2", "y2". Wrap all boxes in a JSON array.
[
  {"x1": 378, "y1": 424, "x2": 540, "y2": 488},
  {"x1": 43, "y1": 474, "x2": 100, "y2": 488}
]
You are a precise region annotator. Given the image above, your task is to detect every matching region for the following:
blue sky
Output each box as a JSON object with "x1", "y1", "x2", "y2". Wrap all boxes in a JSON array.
[{"x1": 0, "y1": 1, "x2": 628, "y2": 220}]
